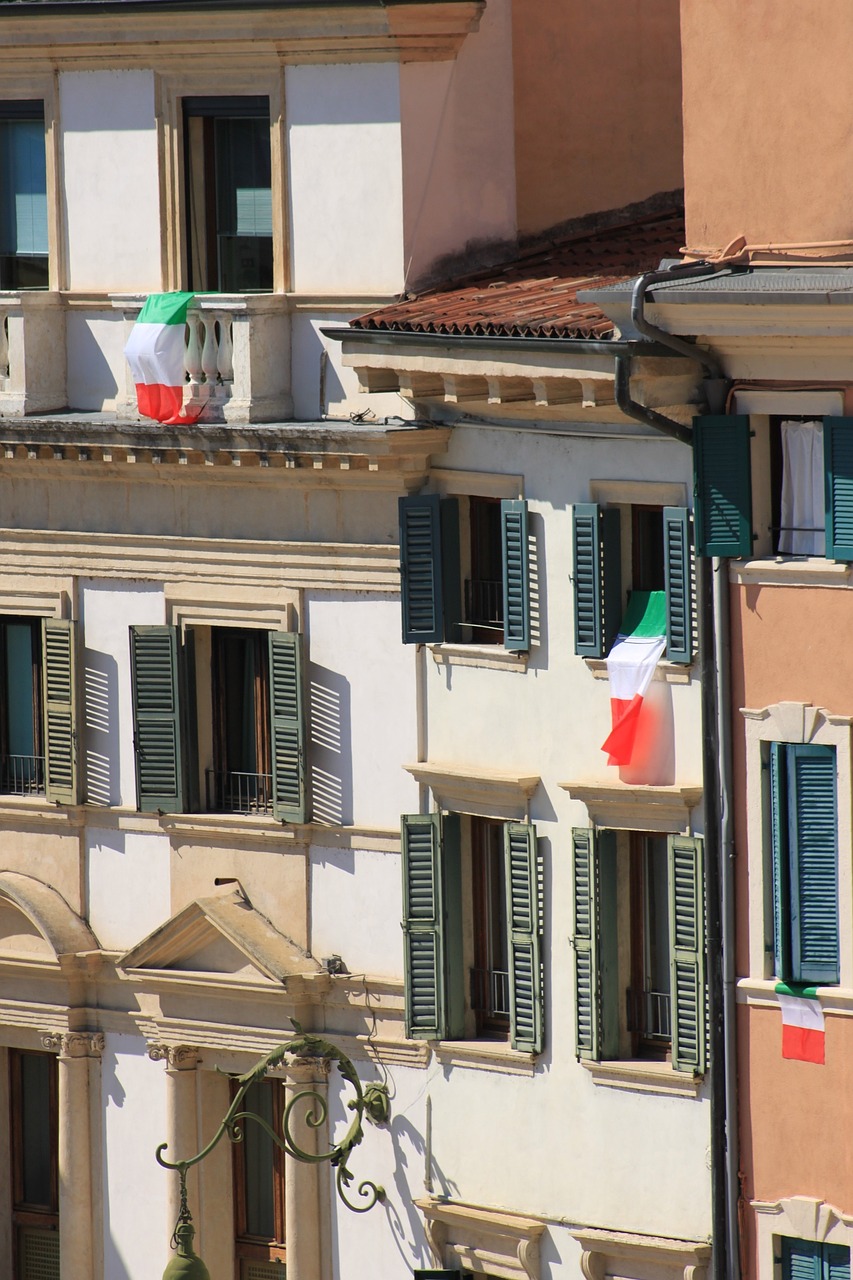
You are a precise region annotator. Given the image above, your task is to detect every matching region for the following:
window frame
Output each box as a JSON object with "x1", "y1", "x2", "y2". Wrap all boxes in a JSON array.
[
  {"x1": 231, "y1": 1076, "x2": 286, "y2": 1274},
  {"x1": 0, "y1": 87, "x2": 59, "y2": 292},
  {"x1": 0, "y1": 100, "x2": 49, "y2": 292},
  {"x1": 9, "y1": 1048, "x2": 60, "y2": 1276}
]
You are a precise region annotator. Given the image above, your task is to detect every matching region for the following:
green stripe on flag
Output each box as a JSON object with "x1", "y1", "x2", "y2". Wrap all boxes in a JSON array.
[
  {"x1": 137, "y1": 292, "x2": 195, "y2": 326},
  {"x1": 776, "y1": 981, "x2": 819, "y2": 999},
  {"x1": 619, "y1": 589, "x2": 666, "y2": 638}
]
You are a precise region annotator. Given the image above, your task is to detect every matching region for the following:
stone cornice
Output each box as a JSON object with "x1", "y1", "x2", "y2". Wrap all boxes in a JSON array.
[
  {"x1": 559, "y1": 782, "x2": 703, "y2": 834},
  {"x1": 405, "y1": 762, "x2": 540, "y2": 821},
  {"x1": 416, "y1": 1197, "x2": 546, "y2": 1280}
]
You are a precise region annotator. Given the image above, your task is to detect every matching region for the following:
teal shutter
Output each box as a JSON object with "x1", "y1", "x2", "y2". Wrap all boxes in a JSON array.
[
  {"x1": 769, "y1": 741, "x2": 791, "y2": 981},
  {"x1": 663, "y1": 506, "x2": 694, "y2": 664},
  {"x1": 504, "y1": 822, "x2": 542, "y2": 1053},
  {"x1": 42, "y1": 618, "x2": 78, "y2": 806},
  {"x1": 693, "y1": 415, "x2": 753, "y2": 557},
  {"x1": 572, "y1": 504, "x2": 621, "y2": 658},
  {"x1": 669, "y1": 835, "x2": 707, "y2": 1074},
  {"x1": 130, "y1": 626, "x2": 185, "y2": 813},
  {"x1": 401, "y1": 813, "x2": 465, "y2": 1040},
  {"x1": 787, "y1": 743, "x2": 838, "y2": 985},
  {"x1": 782, "y1": 1240, "x2": 823, "y2": 1280},
  {"x1": 824, "y1": 1245, "x2": 851, "y2": 1280},
  {"x1": 269, "y1": 631, "x2": 307, "y2": 824},
  {"x1": 399, "y1": 494, "x2": 444, "y2": 643},
  {"x1": 501, "y1": 500, "x2": 530, "y2": 651},
  {"x1": 573, "y1": 827, "x2": 600, "y2": 1059},
  {"x1": 824, "y1": 418, "x2": 853, "y2": 561}
]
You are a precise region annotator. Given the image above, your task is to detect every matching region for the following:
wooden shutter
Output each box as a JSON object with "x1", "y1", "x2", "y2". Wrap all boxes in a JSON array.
[
  {"x1": 504, "y1": 822, "x2": 542, "y2": 1053},
  {"x1": 693, "y1": 414, "x2": 753, "y2": 557},
  {"x1": 130, "y1": 625, "x2": 185, "y2": 813},
  {"x1": 269, "y1": 631, "x2": 307, "y2": 824},
  {"x1": 501, "y1": 500, "x2": 530, "y2": 652},
  {"x1": 782, "y1": 1239, "x2": 823, "y2": 1280},
  {"x1": 399, "y1": 494, "x2": 444, "y2": 643},
  {"x1": 572, "y1": 827, "x2": 600, "y2": 1059},
  {"x1": 787, "y1": 743, "x2": 838, "y2": 985},
  {"x1": 824, "y1": 417, "x2": 853, "y2": 561},
  {"x1": 41, "y1": 618, "x2": 78, "y2": 806},
  {"x1": 663, "y1": 506, "x2": 694, "y2": 664},
  {"x1": 401, "y1": 813, "x2": 453, "y2": 1040},
  {"x1": 823, "y1": 1245, "x2": 851, "y2": 1280},
  {"x1": 769, "y1": 741, "x2": 791, "y2": 982},
  {"x1": 669, "y1": 834, "x2": 706, "y2": 1074},
  {"x1": 572, "y1": 504, "x2": 621, "y2": 658}
]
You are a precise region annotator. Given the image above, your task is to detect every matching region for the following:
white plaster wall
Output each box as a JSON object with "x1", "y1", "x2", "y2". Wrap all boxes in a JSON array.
[
  {"x1": 309, "y1": 843, "x2": 402, "y2": 978},
  {"x1": 291, "y1": 310, "x2": 411, "y2": 423},
  {"x1": 87, "y1": 828, "x2": 171, "y2": 951},
  {"x1": 60, "y1": 70, "x2": 162, "y2": 291},
  {"x1": 286, "y1": 63, "x2": 404, "y2": 294},
  {"x1": 66, "y1": 311, "x2": 131, "y2": 411}
]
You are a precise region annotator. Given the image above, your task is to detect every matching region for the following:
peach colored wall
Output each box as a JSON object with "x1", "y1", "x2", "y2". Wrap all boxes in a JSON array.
[
  {"x1": 511, "y1": 0, "x2": 683, "y2": 236},
  {"x1": 682, "y1": 0, "x2": 853, "y2": 251}
]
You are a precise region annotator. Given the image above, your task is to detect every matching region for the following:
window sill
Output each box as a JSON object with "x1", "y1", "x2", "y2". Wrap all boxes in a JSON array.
[
  {"x1": 736, "y1": 976, "x2": 853, "y2": 1014},
  {"x1": 432, "y1": 1040, "x2": 537, "y2": 1076},
  {"x1": 581, "y1": 1058, "x2": 703, "y2": 1096},
  {"x1": 429, "y1": 642, "x2": 528, "y2": 673},
  {"x1": 729, "y1": 557, "x2": 852, "y2": 588},
  {"x1": 584, "y1": 657, "x2": 693, "y2": 685}
]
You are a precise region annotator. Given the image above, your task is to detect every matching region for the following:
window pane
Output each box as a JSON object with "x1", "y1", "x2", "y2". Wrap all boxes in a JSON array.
[
  {"x1": 20, "y1": 1052, "x2": 53, "y2": 1209},
  {"x1": 6, "y1": 622, "x2": 35, "y2": 758},
  {"x1": 214, "y1": 116, "x2": 272, "y2": 292},
  {"x1": 242, "y1": 1081, "x2": 277, "y2": 1240},
  {"x1": 644, "y1": 835, "x2": 670, "y2": 1000},
  {"x1": 0, "y1": 117, "x2": 48, "y2": 289}
]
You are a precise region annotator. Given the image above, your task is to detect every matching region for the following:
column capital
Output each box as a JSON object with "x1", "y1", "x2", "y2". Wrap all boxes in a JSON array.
[
  {"x1": 279, "y1": 1056, "x2": 332, "y2": 1086},
  {"x1": 42, "y1": 1031, "x2": 105, "y2": 1059},
  {"x1": 148, "y1": 1043, "x2": 201, "y2": 1071}
]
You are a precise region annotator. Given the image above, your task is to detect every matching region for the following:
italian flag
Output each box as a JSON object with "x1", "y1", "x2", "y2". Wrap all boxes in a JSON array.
[
  {"x1": 601, "y1": 590, "x2": 667, "y2": 767},
  {"x1": 124, "y1": 292, "x2": 202, "y2": 426},
  {"x1": 777, "y1": 983, "x2": 825, "y2": 1064}
]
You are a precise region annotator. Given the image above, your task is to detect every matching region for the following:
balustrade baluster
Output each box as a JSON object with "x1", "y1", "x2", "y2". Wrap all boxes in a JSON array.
[
  {"x1": 200, "y1": 314, "x2": 219, "y2": 385},
  {"x1": 0, "y1": 313, "x2": 9, "y2": 380},
  {"x1": 216, "y1": 311, "x2": 234, "y2": 383},
  {"x1": 184, "y1": 316, "x2": 203, "y2": 388}
]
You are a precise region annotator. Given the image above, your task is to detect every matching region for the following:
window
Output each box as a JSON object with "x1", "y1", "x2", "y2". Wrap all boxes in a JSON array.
[
  {"x1": 572, "y1": 827, "x2": 706, "y2": 1073},
  {"x1": 401, "y1": 813, "x2": 542, "y2": 1052},
  {"x1": 9, "y1": 1049, "x2": 59, "y2": 1280},
  {"x1": 572, "y1": 502, "x2": 693, "y2": 663},
  {"x1": 769, "y1": 418, "x2": 826, "y2": 556},
  {"x1": 769, "y1": 743, "x2": 838, "y2": 986},
  {"x1": 183, "y1": 96, "x2": 273, "y2": 294},
  {"x1": 0, "y1": 101, "x2": 48, "y2": 290},
  {"x1": 209, "y1": 628, "x2": 272, "y2": 814},
  {"x1": 399, "y1": 494, "x2": 530, "y2": 650},
  {"x1": 0, "y1": 617, "x2": 77, "y2": 803},
  {"x1": 780, "y1": 1238, "x2": 850, "y2": 1280},
  {"x1": 232, "y1": 1078, "x2": 286, "y2": 1279}
]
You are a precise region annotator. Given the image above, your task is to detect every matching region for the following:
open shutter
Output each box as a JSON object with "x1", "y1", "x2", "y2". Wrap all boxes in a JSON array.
[
  {"x1": 399, "y1": 494, "x2": 444, "y2": 643},
  {"x1": 572, "y1": 504, "x2": 621, "y2": 658},
  {"x1": 787, "y1": 743, "x2": 838, "y2": 985},
  {"x1": 663, "y1": 506, "x2": 694, "y2": 664},
  {"x1": 501, "y1": 500, "x2": 530, "y2": 652},
  {"x1": 269, "y1": 631, "x2": 307, "y2": 824},
  {"x1": 402, "y1": 813, "x2": 446, "y2": 1040},
  {"x1": 769, "y1": 741, "x2": 791, "y2": 982},
  {"x1": 824, "y1": 417, "x2": 853, "y2": 561},
  {"x1": 130, "y1": 625, "x2": 185, "y2": 813},
  {"x1": 693, "y1": 414, "x2": 752, "y2": 557},
  {"x1": 573, "y1": 827, "x2": 600, "y2": 1059},
  {"x1": 669, "y1": 834, "x2": 706, "y2": 1074},
  {"x1": 504, "y1": 822, "x2": 542, "y2": 1053},
  {"x1": 42, "y1": 618, "x2": 78, "y2": 806}
]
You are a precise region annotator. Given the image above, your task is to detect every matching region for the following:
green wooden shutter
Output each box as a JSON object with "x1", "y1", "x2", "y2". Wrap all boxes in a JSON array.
[
  {"x1": 501, "y1": 500, "x2": 530, "y2": 652},
  {"x1": 504, "y1": 822, "x2": 542, "y2": 1053},
  {"x1": 693, "y1": 415, "x2": 753, "y2": 557},
  {"x1": 787, "y1": 743, "x2": 838, "y2": 985},
  {"x1": 402, "y1": 813, "x2": 447, "y2": 1040},
  {"x1": 824, "y1": 1244, "x2": 851, "y2": 1280},
  {"x1": 399, "y1": 494, "x2": 444, "y2": 643},
  {"x1": 782, "y1": 1239, "x2": 822, "y2": 1280},
  {"x1": 269, "y1": 631, "x2": 307, "y2": 824},
  {"x1": 572, "y1": 504, "x2": 621, "y2": 658},
  {"x1": 130, "y1": 625, "x2": 185, "y2": 813},
  {"x1": 824, "y1": 418, "x2": 853, "y2": 561},
  {"x1": 573, "y1": 827, "x2": 600, "y2": 1059},
  {"x1": 663, "y1": 506, "x2": 694, "y2": 664},
  {"x1": 42, "y1": 618, "x2": 78, "y2": 805},
  {"x1": 669, "y1": 834, "x2": 706, "y2": 1074},
  {"x1": 769, "y1": 741, "x2": 791, "y2": 982}
]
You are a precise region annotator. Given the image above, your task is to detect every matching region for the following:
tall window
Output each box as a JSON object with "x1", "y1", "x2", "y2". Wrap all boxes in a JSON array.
[
  {"x1": 233, "y1": 1079, "x2": 286, "y2": 1279},
  {"x1": 0, "y1": 101, "x2": 48, "y2": 290},
  {"x1": 470, "y1": 817, "x2": 510, "y2": 1037},
  {"x1": 209, "y1": 627, "x2": 272, "y2": 814},
  {"x1": 0, "y1": 617, "x2": 43, "y2": 795},
  {"x1": 627, "y1": 833, "x2": 672, "y2": 1054},
  {"x1": 184, "y1": 97, "x2": 273, "y2": 294},
  {"x1": 10, "y1": 1049, "x2": 59, "y2": 1280}
]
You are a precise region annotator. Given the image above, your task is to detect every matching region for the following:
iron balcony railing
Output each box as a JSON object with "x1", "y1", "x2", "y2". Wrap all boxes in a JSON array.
[
  {"x1": 0, "y1": 754, "x2": 45, "y2": 796},
  {"x1": 463, "y1": 578, "x2": 504, "y2": 632},
  {"x1": 470, "y1": 966, "x2": 511, "y2": 1019},
  {"x1": 206, "y1": 769, "x2": 273, "y2": 816},
  {"x1": 626, "y1": 986, "x2": 672, "y2": 1041}
]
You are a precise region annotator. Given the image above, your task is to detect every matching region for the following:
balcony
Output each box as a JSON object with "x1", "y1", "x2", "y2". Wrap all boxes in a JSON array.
[
  {"x1": 0, "y1": 753, "x2": 46, "y2": 797},
  {"x1": 0, "y1": 292, "x2": 67, "y2": 416}
]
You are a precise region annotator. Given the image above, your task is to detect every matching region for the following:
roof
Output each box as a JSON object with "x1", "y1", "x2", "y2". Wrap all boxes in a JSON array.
[
  {"x1": 352, "y1": 209, "x2": 685, "y2": 341},
  {"x1": 596, "y1": 265, "x2": 853, "y2": 307}
]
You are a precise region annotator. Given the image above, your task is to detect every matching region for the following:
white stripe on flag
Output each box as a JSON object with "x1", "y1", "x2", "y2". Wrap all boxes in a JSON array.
[
  {"x1": 124, "y1": 320, "x2": 186, "y2": 389},
  {"x1": 605, "y1": 632, "x2": 667, "y2": 701},
  {"x1": 777, "y1": 993, "x2": 824, "y2": 1032}
]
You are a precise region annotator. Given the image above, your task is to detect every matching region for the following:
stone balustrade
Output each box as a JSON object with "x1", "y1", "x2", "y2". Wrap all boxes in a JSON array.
[{"x1": 0, "y1": 292, "x2": 67, "y2": 416}]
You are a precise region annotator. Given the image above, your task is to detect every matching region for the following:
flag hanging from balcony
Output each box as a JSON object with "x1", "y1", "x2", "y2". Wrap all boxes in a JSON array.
[
  {"x1": 123, "y1": 292, "x2": 202, "y2": 426},
  {"x1": 777, "y1": 984, "x2": 825, "y2": 1064},
  {"x1": 601, "y1": 590, "x2": 666, "y2": 767}
]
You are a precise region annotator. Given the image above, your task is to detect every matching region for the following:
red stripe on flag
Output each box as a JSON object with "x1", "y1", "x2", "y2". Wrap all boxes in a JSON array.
[
  {"x1": 601, "y1": 694, "x2": 643, "y2": 766},
  {"x1": 136, "y1": 382, "x2": 203, "y2": 426},
  {"x1": 782, "y1": 1024, "x2": 825, "y2": 1064}
]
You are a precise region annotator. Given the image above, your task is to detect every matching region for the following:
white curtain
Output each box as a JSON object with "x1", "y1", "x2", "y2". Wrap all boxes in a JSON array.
[{"x1": 779, "y1": 419, "x2": 825, "y2": 555}]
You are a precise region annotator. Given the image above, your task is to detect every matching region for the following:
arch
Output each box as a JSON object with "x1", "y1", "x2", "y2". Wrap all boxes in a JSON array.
[{"x1": 0, "y1": 872, "x2": 98, "y2": 958}]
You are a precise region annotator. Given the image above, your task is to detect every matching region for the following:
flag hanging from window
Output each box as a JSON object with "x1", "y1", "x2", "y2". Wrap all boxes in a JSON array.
[
  {"x1": 777, "y1": 983, "x2": 825, "y2": 1064},
  {"x1": 123, "y1": 292, "x2": 202, "y2": 426},
  {"x1": 601, "y1": 590, "x2": 666, "y2": 767}
]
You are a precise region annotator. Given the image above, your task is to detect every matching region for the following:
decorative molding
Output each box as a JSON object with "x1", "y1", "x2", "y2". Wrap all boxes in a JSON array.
[
  {"x1": 148, "y1": 1043, "x2": 201, "y2": 1071},
  {"x1": 429, "y1": 642, "x2": 529, "y2": 673},
  {"x1": 430, "y1": 467, "x2": 524, "y2": 501},
  {"x1": 415, "y1": 1197, "x2": 546, "y2": 1280},
  {"x1": 404, "y1": 762, "x2": 539, "y2": 821},
  {"x1": 570, "y1": 1226, "x2": 711, "y2": 1280},
  {"x1": 560, "y1": 783, "x2": 703, "y2": 834},
  {"x1": 589, "y1": 479, "x2": 688, "y2": 508},
  {"x1": 432, "y1": 1040, "x2": 537, "y2": 1077},
  {"x1": 752, "y1": 1196, "x2": 853, "y2": 1280},
  {"x1": 580, "y1": 1058, "x2": 703, "y2": 1098},
  {"x1": 740, "y1": 701, "x2": 850, "y2": 743},
  {"x1": 42, "y1": 1031, "x2": 105, "y2": 1059}
]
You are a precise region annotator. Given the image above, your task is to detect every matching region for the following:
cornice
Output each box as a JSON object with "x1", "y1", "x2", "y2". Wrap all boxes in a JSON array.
[
  {"x1": 560, "y1": 782, "x2": 703, "y2": 835},
  {"x1": 405, "y1": 761, "x2": 540, "y2": 821}
]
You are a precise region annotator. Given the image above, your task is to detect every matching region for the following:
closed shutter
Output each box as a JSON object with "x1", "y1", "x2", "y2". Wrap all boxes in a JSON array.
[
  {"x1": 41, "y1": 618, "x2": 78, "y2": 805},
  {"x1": 824, "y1": 1245, "x2": 851, "y2": 1280},
  {"x1": 501, "y1": 500, "x2": 531, "y2": 652},
  {"x1": 269, "y1": 631, "x2": 306, "y2": 824},
  {"x1": 769, "y1": 741, "x2": 791, "y2": 981},
  {"x1": 399, "y1": 494, "x2": 444, "y2": 643},
  {"x1": 572, "y1": 504, "x2": 621, "y2": 658},
  {"x1": 129, "y1": 625, "x2": 185, "y2": 813},
  {"x1": 18, "y1": 1227, "x2": 60, "y2": 1280},
  {"x1": 782, "y1": 1239, "x2": 823, "y2": 1280},
  {"x1": 504, "y1": 822, "x2": 542, "y2": 1053},
  {"x1": 669, "y1": 834, "x2": 706, "y2": 1075},
  {"x1": 787, "y1": 744, "x2": 838, "y2": 985},
  {"x1": 663, "y1": 506, "x2": 694, "y2": 664},
  {"x1": 693, "y1": 414, "x2": 753, "y2": 557},
  {"x1": 823, "y1": 417, "x2": 853, "y2": 561},
  {"x1": 401, "y1": 813, "x2": 446, "y2": 1040},
  {"x1": 572, "y1": 827, "x2": 599, "y2": 1059}
]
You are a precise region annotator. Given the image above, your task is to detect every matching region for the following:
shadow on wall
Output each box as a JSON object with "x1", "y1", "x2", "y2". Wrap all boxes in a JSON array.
[
  {"x1": 383, "y1": 1111, "x2": 460, "y2": 1273},
  {"x1": 308, "y1": 662, "x2": 353, "y2": 826},
  {"x1": 84, "y1": 650, "x2": 120, "y2": 806}
]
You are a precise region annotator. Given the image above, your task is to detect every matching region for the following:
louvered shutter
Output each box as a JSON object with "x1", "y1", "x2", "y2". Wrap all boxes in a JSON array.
[
  {"x1": 42, "y1": 618, "x2": 78, "y2": 805},
  {"x1": 18, "y1": 1227, "x2": 60, "y2": 1280},
  {"x1": 824, "y1": 418, "x2": 853, "y2": 561},
  {"x1": 693, "y1": 414, "x2": 753, "y2": 556},
  {"x1": 504, "y1": 822, "x2": 542, "y2": 1053},
  {"x1": 269, "y1": 631, "x2": 307, "y2": 824},
  {"x1": 130, "y1": 625, "x2": 185, "y2": 813},
  {"x1": 782, "y1": 1239, "x2": 822, "y2": 1280},
  {"x1": 769, "y1": 741, "x2": 791, "y2": 982},
  {"x1": 663, "y1": 506, "x2": 694, "y2": 664},
  {"x1": 573, "y1": 827, "x2": 600, "y2": 1059},
  {"x1": 501, "y1": 500, "x2": 530, "y2": 652},
  {"x1": 823, "y1": 1244, "x2": 851, "y2": 1280},
  {"x1": 669, "y1": 834, "x2": 706, "y2": 1074},
  {"x1": 787, "y1": 744, "x2": 838, "y2": 985},
  {"x1": 572, "y1": 504, "x2": 621, "y2": 658},
  {"x1": 399, "y1": 494, "x2": 444, "y2": 643},
  {"x1": 402, "y1": 813, "x2": 446, "y2": 1040}
]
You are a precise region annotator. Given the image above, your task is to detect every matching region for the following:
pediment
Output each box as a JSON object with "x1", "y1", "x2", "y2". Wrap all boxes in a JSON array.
[{"x1": 0, "y1": 872, "x2": 98, "y2": 961}]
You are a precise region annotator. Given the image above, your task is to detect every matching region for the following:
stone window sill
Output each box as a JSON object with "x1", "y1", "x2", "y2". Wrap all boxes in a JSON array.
[
  {"x1": 730, "y1": 557, "x2": 851, "y2": 588},
  {"x1": 581, "y1": 1057, "x2": 703, "y2": 1096},
  {"x1": 584, "y1": 657, "x2": 693, "y2": 685},
  {"x1": 430, "y1": 642, "x2": 528, "y2": 672},
  {"x1": 432, "y1": 1040, "x2": 537, "y2": 1076}
]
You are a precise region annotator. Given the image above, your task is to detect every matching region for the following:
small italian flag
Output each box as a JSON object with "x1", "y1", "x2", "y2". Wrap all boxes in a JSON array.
[
  {"x1": 123, "y1": 292, "x2": 202, "y2": 426},
  {"x1": 601, "y1": 590, "x2": 667, "y2": 767},
  {"x1": 777, "y1": 983, "x2": 825, "y2": 1064}
]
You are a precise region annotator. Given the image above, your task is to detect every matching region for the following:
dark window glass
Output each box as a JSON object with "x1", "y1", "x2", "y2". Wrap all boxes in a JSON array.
[
  {"x1": 233, "y1": 1077, "x2": 286, "y2": 1271},
  {"x1": 465, "y1": 496, "x2": 504, "y2": 645},
  {"x1": 471, "y1": 817, "x2": 510, "y2": 1037},
  {"x1": 208, "y1": 628, "x2": 271, "y2": 814},
  {"x1": 628, "y1": 833, "x2": 672, "y2": 1056},
  {"x1": 631, "y1": 505, "x2": 665, "y2": 592},
  {"x1": 0, "y1": 617, "x2": 43, "y2": 795},
  {"x1": 0, "y1": 105, "x2": 48, "y2": 290}
]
